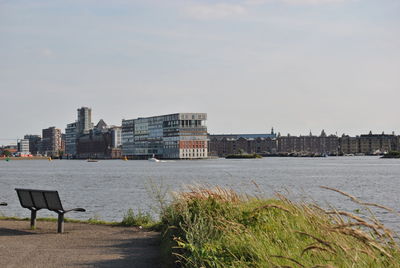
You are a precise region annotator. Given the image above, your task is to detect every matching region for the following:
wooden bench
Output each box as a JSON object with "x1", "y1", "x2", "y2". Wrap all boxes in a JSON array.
[
  {"x1": 0, "y1": 202, "x2": 7, "y2": 206},
  {"x1": 15, "y1": 188, "x2": 86, "y2": 233}
]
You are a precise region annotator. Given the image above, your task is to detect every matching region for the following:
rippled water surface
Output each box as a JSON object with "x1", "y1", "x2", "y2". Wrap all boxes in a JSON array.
[{"x1": 1, "y1": 157, "x2": 399, "y2": 230}]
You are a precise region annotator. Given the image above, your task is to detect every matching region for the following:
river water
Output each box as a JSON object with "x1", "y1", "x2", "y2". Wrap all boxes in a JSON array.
[{"x1": 0, "y1": 157, "x2": 399, "y2": 231}]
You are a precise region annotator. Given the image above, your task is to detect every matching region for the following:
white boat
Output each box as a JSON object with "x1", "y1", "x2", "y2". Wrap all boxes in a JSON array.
[{"x1": 148, "y1": 155, "x2": 160, "y2": 162}]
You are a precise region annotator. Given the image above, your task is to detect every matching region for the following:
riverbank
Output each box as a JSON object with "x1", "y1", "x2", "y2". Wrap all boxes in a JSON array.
[
  {"x1": 159, "y1": 186, "x2": 400, "y2": 267},
  {"x1": 381, "y1": 151, "x2": 400, "y2": 159},
  {"x1": 0, "y1": 219, "x2": 160, "y2": 267},
  {"x1": 225, "y1": 153, "x2": 262, "y2": 159},
  {"x1": 0, "y1": 156, "x2": 49, "y2": 160},
  {"x1": 2, "y1": 185, "x2": 400, "y2": 267}
]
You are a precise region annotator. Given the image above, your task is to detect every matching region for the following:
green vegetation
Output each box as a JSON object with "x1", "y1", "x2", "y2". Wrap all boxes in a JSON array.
[
  {"x1": 382, "y1": 151, "x2": 400, "y2": 159},
  {"x1": 0, "y1": 216, "x2": 117, "y2": 225},
  {"x1": 0, "y1": 209, "x2": 158, "y2": 228},
  {"x1": 160, "y1": 186, "x2": 400, "y2": 268},
  {"x1": 121, "y1": 208, "x2": 156, "y2": 228},
  {"x1": 225, "y1": 153, "x2": 262, "y2": 159},
  {"x1": 3, "y1": 185, "x2": 400, "y2": 267},
  {"x1": 1, "y1": 150, "x2": 11, "y2": 157}
]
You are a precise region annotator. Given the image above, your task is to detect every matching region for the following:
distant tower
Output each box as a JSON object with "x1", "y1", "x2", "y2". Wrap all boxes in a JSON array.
[
  {"x1": 77, "y1": 107, "x2": 93, "y2": 135},
  {"x1": 271, "y1": 127, "x2": 275, "y2": 135}
]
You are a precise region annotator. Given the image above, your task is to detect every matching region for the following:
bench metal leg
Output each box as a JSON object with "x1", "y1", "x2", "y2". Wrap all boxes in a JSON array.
[
  {"x1": 30, "y1": 210, "x2": 37, "y2": 229},
  {"x1": 57, "y1": 213, "x2": 64, "y2": 233}
]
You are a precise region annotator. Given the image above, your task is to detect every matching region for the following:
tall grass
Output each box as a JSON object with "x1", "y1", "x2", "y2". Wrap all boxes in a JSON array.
[
  {"x1": 121, "y1": 208, "x2": 155, "y2": 228},
  {"x1": 160, "y1": 186, "x2": 400, "y2": 267}
]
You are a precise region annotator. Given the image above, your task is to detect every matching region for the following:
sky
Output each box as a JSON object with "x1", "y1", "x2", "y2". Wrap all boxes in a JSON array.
[{"x1": 0, "y1": 0, "x2": 399, "y2": 144}]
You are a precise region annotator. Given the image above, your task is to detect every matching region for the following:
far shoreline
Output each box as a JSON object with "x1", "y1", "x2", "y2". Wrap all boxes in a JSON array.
[{"x1": 1, "y1": 154, "x2": 393, "y2": 161}]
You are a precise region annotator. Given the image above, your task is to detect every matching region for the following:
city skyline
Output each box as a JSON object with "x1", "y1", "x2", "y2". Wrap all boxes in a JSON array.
[
  {"x1": 1, "y1": 105, "x2": 399, "y2": 146},
  {"x1": 1, "y1": 0, "x2": 399, "y2": 140},
  {"x1": 3, "y1": 107, "x2": 399, "y2": 159}
]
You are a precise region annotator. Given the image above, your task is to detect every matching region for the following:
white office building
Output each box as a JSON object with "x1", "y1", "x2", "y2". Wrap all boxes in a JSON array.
[{"x1": 17, "y1": 139, "x2": 30, "y2": 156}]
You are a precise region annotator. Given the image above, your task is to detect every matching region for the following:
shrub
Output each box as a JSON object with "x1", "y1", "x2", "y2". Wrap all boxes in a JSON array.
[
  {"x1": 382, "y1": 151, "x2": 400, "y2": 158},
  {"x1": 225, "y1": 154, "x2": 262, "y2": 159}
]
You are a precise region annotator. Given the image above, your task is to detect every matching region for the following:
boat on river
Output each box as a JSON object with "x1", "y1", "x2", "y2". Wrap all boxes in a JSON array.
[{"x1": 148, "y1": 154, "x2": 160, "y2": 162}]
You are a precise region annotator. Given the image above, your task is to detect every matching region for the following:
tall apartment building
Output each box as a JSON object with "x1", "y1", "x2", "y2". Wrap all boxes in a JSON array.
[
  {"x1": 110, "y1": 126, "x2": 122, "y2": 148},
  {"x1": 65, "y1": 122, "x2": 78, "y2": 158},
  {"x1": 64, "y1": 107, "x2": 94, "y2": 158},
  {"x1": 40, "y1": 127, "x2": 62, "y2": 157},
  {"x1": 122, "y1": 113, "x2": 208, "y2": 159},
  {"x1": 121, "y1": 119, "x2": 135, "y2": 157},
  {"x1": 24, "y1": 134, "x2": 41, "y2": 155},
  {"x1": 77, "y1": 107, "x2": 93, "y2": 135},
  {"x1": 17, "y1": 139, "x2": 30, "y2": 156}
]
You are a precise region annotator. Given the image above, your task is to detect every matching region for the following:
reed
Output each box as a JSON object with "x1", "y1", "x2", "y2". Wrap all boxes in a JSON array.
[{"x1": 160, "y1": 185, "x2": 400, "y2": 267}]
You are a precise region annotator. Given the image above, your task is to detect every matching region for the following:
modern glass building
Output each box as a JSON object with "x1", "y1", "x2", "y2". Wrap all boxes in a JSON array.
[
  {"x1": 121, "y1": 119, "x2": 135, "y2": 157},
  {"x1": 24, "y1": 134, "x2": 41, "y2": 155},
  {"x1": 122, "y1": 113, "x2": 208, "y2": 159},
  {"x1": 65, "y1": 122, "x2": 77, "y2": 158}
]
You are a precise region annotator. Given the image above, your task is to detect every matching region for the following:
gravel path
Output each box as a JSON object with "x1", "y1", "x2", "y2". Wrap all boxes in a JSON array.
[{"x1": 0, "y1": 220, "x2": 161, "y2": 268}]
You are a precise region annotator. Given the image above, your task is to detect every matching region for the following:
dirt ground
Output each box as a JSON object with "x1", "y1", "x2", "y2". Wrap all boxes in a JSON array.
[{"x1": 0, "y1": 220, "x2": 161, "y2": 268}]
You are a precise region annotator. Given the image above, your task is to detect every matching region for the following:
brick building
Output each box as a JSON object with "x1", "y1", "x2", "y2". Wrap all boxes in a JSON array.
[
  {"x1": 277, "y1": 130, "x2": 339, "y2": 155},
  {"x1": 208, "y1": 133, "x2": 277, "y2": 157},
  {"x1": 40, "y1": 127, "x2": 62, "y2": 157}
]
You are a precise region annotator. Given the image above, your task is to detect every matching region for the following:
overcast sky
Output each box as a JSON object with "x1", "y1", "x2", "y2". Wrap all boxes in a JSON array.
[{"x1": 1, "y1": 0, "x2": 399, "y2": 144}]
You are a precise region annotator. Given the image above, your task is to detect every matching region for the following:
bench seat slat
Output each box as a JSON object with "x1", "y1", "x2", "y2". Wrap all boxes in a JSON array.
[
  {"x1": 17, "y1": 190, "x2": 34, "y2": 208},
  {"x1": 31, "y1": 191, "x2": 48, "y2": 209},
  {"x1": 44, "y1": 192, "x2": 64, "y2": 211}
]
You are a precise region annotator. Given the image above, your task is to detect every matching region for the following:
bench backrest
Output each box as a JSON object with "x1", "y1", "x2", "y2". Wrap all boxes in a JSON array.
[{"x1": 15, "y1": 188, "x2": 64, "y2": 211}]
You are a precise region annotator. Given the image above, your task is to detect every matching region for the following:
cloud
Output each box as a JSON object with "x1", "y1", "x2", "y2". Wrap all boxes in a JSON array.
[
  {"x1": 41, "y1": 48, "x2": 54, "y2": 57},
  {"x1": 184, "y1": 3, "x2": 247, "y2": 20},
  {"x1": 281, "y1": 0, "x2": 347, "y2": 4},
  {"x1": 246, "y1": 0, "x2": 349, "y2": 5},
  {"x1": 183, "y1": 0, "x2": 355, "y2": 20}
]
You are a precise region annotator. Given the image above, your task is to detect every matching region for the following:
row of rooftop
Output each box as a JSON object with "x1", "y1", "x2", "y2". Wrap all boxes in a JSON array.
[{"x1": 1, "y1": 107, "x2": 399, "y2": 159}]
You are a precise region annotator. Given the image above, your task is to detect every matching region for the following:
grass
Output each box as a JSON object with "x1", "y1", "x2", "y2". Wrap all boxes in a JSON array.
[
  {"x1": 0, "y1": 209, "x2": 158, "y2": 229},
  {"x1": 160, "y1": 185, "x2": 400, "y2": 268},
  {"x1": 0, "y1": 216, "x2": 117, "y2": 225},
  {"x1": 121, "y1": 208, "x2": 157, "y2": 228},
  {"x1": 3, "y1": 185, "x2": 399, "y2": 267}
]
